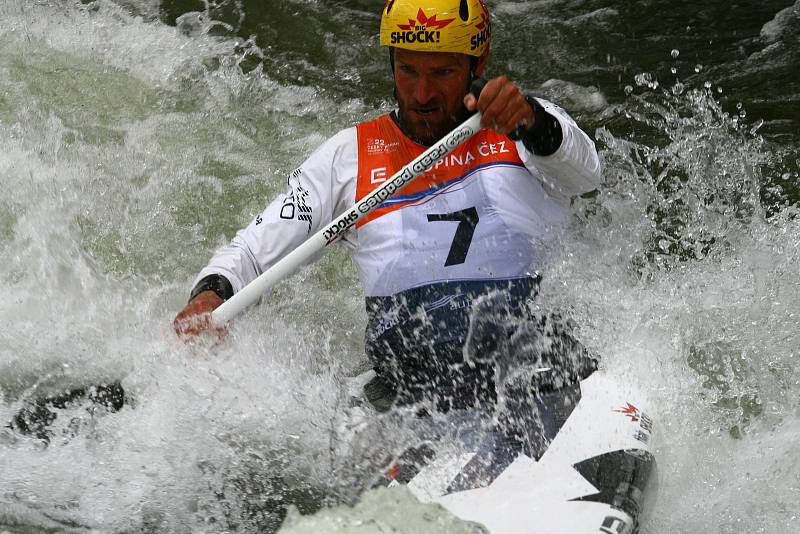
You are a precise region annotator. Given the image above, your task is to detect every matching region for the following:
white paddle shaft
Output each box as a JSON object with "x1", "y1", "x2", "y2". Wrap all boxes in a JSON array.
[{"x1": 211, "y1": 112, "x2": 483, "y2": 325}]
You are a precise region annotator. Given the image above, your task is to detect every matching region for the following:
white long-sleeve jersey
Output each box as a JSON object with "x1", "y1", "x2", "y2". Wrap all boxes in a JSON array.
[{"x1": 195, "y1": 99, "x2": 601, "y2": 352}]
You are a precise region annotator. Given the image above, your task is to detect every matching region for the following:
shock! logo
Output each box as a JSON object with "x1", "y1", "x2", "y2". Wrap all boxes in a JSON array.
[
  {"x1": 390, "y1": 8, "x2": 455, "y2": 45},
  {"x1": 470, "y1": 13, "x2": 490, "y2": 51}
]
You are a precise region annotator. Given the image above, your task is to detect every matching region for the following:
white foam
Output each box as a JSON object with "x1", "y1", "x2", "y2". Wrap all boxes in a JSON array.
[{"x1": 0, "y1": 1, "x2": 366, "y2": 530}]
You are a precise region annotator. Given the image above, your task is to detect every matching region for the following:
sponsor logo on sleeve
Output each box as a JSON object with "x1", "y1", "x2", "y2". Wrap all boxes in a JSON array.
[{"x1": 280, "y1": 168, "x2": 313, "y2": 233}]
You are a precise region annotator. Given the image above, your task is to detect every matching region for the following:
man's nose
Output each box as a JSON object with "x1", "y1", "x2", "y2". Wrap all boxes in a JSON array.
[{"x1": 413, "y1": 75, "x2": 438, "y2": 105}]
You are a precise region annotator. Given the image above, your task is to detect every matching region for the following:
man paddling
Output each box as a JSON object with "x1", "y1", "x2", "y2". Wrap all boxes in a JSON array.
[{"x1": 174, "y1": 0, "x2": 601, "y2": 413}]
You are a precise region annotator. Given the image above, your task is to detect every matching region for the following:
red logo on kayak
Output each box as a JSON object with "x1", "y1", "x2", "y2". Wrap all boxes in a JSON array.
[
  {"x1": 397, "y1": 9, "x2": 455, "y2": 31},
  {"x1": 385, "y1": 461, "x2": 400, "y2": 481},
  {"x1": 615, "y1": 402, "x2": 654, "y2": 444},
  {"x1": 613, "y1": 402, "x2": 641, "y2": 422}
]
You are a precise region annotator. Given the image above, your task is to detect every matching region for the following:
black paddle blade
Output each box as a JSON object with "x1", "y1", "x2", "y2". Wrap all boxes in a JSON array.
[{"x1": 8, "y1": 381, "x2": 125, "y2": 443}]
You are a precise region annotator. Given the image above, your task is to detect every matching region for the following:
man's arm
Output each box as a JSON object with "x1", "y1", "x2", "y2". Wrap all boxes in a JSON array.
[
  {"x1": 464, "y1": 76, "x2": 601, "y2": 199},
  {"x1": 518, "y1": 97, "x2": 602, "y2": 199},
  {"x1": 173, "y1": 128, "x2": 358, "y2": 338}
]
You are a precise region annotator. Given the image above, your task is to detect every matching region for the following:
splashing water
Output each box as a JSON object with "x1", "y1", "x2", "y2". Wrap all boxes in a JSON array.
[
  {"x1": 544, "y1": 78, "x2": 799, "y2": 532},
  {"x1": 0, "y1": 1, "x2": 368, "y2": 531}
]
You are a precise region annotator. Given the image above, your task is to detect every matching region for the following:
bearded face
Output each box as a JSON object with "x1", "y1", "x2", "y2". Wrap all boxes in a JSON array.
[{"x1": 393, "y1": 49, "x2": 473, "y2": 146}]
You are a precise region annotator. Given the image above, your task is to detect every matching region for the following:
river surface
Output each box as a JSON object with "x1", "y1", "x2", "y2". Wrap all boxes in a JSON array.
[{"x1": 1, "y1": 0, "x2": 798, "y2": 532}]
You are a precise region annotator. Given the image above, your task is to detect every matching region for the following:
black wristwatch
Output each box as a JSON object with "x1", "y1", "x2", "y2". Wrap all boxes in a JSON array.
[
  {"x1": 189, "y1": 274, "x2": 234, "y2": 303},
  {"x1": 509, "y1": 96, "x2": 564, "y2": 156}
]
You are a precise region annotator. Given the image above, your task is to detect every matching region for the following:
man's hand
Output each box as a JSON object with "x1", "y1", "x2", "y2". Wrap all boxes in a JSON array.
[
  {"x1": 464, "y1": 75, "x2": 534, "y2": 136},
  {"x1": 173, "y1": 290, "x2": 226, "y2": 340}
]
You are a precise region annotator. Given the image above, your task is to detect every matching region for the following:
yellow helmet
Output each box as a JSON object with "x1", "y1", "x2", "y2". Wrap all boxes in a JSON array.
[{"x1": 380, "y1": 0, "x2": 491, "y2": 58}]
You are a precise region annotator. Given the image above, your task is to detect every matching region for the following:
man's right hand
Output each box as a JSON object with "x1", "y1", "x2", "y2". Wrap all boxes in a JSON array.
[{"x1": 173, "y1": 290, "x2": 226, "y2": 340}]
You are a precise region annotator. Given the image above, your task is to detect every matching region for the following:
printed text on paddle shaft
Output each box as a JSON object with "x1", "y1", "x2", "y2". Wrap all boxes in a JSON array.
[
  {"x1": 322, "y1": 209, "x2": 360, "y2": 244},
  {"x1": 321, "y1": 125, "x2": 475, "y2": 244}
]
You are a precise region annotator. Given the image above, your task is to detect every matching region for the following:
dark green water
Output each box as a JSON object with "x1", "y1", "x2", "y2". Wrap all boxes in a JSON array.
[{"x1": 155, "y1": 0, "x2": 799, "y2": 201}]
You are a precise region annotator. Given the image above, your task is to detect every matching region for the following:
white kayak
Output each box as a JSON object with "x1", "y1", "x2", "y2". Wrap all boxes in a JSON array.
[{"x1": 391, "y1": 371, "x2": 657, "y2": 534}]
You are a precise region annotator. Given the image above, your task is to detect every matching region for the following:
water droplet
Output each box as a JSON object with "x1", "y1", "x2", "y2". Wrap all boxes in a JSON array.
[
  {"x1": 694, "y1": 64, "x2": 703, "y2": 73},
  {"x1": 624, "y1": 85, "x2": 634, "y2": 95},
  {"x1": 717, "y1": 87, "x2": 723, "y2": 93},
  {"x1": 671, "y1": 67, "x2": 677, "y2": 74},
  {"x1": 634, "y1": 73, "x2": 652, "y2": 86},
  {"x1": 736, "y1": 102, "x2": 743, "y2": 109},
  {"x1": 739, "y1": 110, "x2": 746, "y2": 118},
  {"x1": 672, "y1": 82, "x2": 685, "y2": 95},
  {"x1": 671, "y1": 49, "x2": 680, "y2": 59},
  {"x1": 704, "y1": 81, "x2": 712, "y2": 89}
]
